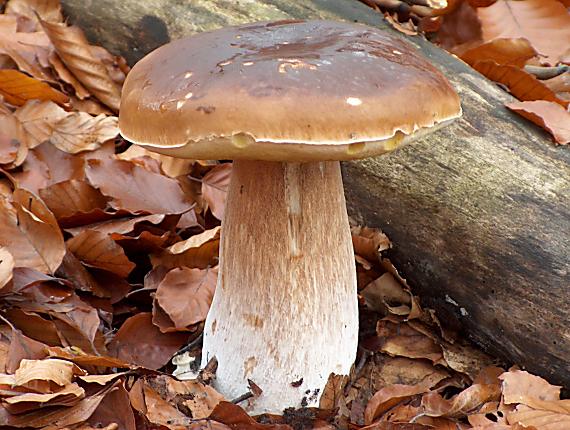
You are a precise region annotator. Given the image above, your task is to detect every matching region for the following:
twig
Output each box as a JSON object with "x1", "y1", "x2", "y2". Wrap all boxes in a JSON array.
[
  {"x1": 524, "y1": 65, "x2": 569, "y2": 80},
  {"x1": 231, "y1": 391, "x2": 254, "y2": 404},
  {"x1": 175, "y1": 332, "x2": 203, "y2": 355},
  {"x1": 344, "y1": 348, "x2": 372, "y2": 396}
]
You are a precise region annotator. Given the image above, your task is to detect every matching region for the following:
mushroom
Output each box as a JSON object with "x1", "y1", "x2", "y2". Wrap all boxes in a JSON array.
[{"x1": 119, "y1": 20, "x2": 461, "y2": 413}]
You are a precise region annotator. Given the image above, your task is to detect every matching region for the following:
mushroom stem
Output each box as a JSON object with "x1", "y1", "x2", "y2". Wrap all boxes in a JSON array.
[{"x1": 202, "y1": 159, "x2": 358, "y2": 414}]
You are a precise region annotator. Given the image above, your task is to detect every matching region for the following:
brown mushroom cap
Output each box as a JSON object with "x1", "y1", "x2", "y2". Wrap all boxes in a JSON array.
[{"x1": 119, "y1": 20, "x2": 461, "y2": 161}]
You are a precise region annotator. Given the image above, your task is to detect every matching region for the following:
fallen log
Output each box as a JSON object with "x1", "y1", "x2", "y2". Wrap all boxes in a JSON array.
[{"x1": 61, "y1": 0, "x2": 570, "y2": 387}]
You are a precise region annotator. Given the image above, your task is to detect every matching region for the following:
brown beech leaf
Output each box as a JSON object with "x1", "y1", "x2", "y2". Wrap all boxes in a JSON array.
[
  {"x1": 45, "y1": 346, "x2": 135, "y2": 369},
  {"x1": 0, "y1": 188, "x2": 65, "y2": 273},
  {"x1": 352, "y1": 226, "x2": 391, "y2": 262},
  {"x1": 14, "y1": 358, "x2": 84, "y2": 389},
  {"x1": 65, "y1": 214, "x2": 167, "y2": 237},
  {"x1": 472, "y1": 61, "x2": 569, "y2": 107},
  {"x1": 6, "y1": 326, "x2": 48, "y2": 374},
  {"x1": 202, "y1": 163, "x2": 232, "y2": 220},
  {"x1": 0, "y1": 133, "x2": 21, "y2": 164},
  {"x1": 0, "y1": 69, "x2": 68, "y2": 107},
  {"x1": 155, "y1": 267, "x2": 217, "y2": 330},
  {"x1": 500, "y1": 370, "x2": 560, "y2": 405},
  {"x1": 0, "y1": 247, "x2": 15, "y2": 290},
  {"x1": 108, "y1": 313, "x2": 189, "y2": 369},
  {"x1": 85, "y1": 158, "x2": 194, "y2": 214},
  {"x1": 163, "y1": 377, "x2": 225, "y2": 419},
  {"x1": 364, "y1": 384, "x2": 429, "y2": 425},
  {"x1": 478, "y1": 0, "x2": 570, "y2": 65},
  {"x1": 67, "y1": 230, "x2": 135, "y2": 278},
  {"x1": 0, "y1": 114, "x2": 29, "y2": 168},
  {"x1": 5, "y1": 0, "x2": 63, "y2": 25},
  {"x1": 4, "y1": 383, "x2": 85, "y2": 415},
  {"x1": 48, "y1": 52, "x2": 90, "y2": 99},
  {"x1": 0, "y1": 16, "x2": 52, "y2": 80},
  {"x1": 49, "y1": 112, "x2": 118, "y2": 154},
  {"x1": 376, "y1": 320, "x2": 444, "y2": 364},
  {"x1": 87, "y1": 382, "x2": 136, "y2": 430},
  {"x1": 117, "y1": 145, "x2": 195, "y2": 178},
  {"x1": 507, "y1": 401, "x2": 570, "y2": 430},
  {"x1": 129, "y1": 379, "x2": 195, "y2": 429},
  {"x1": 209, "y1": 401, "x2": 292, "y2": 429},
  {"x1": 506, "y1": 100, "x2": 570, "y2": 145},
  {"x1": 435, "y1": 1, "x2": 482, "y2": 50},
  {"x1": 39, "y1": 19, "x2": 122, "y2": 111},
  {"x1": 0, "y1": 383, "x2": 113, "y2": 428},
  {"x1": 460, "y1": 38, "x2": 537, "y2": 68},
  {"x1": 13, "y1": 100, "x2": 67, "y2": 148},
  {"x1": 152, "y1": 226, "x2": 220, "y2": 270},
  {"x1": 39, "y1": 180, "x2": 108, "y2": 220},
  {"x1": 421, "y1": 383, "x2": 501, "y2": 418}
]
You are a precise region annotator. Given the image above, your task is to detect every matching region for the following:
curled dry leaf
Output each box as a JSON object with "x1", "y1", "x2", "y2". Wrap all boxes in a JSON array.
[
  {"x1": 109, "y1": 313, "x2": 189, "y2": 369},
  {"x1": 0, "y1": 188, "x2": 65, "y2": 273},
  {"x1": 0, "y1": 133, "x2": 21, "y2": 164},
  {"x1": 210, "y1": 401, "x2": 292, "y2": 429},
  {"x1": 0, "y1": 69, "x2": 68, "y2": 107},
  {"x1": 352, "y1": 226, "x2": 391, "y2": 262},
  {"x1": 39, "y1": 19, "x2": 122, "y2": 112},
  {"x1": 152, "y1": 226, "x2": 220, "y2": 270},
  {"x1": 0, "y1": 382, "x2": 114, "y2": 429},
  {"x1": 478, "y1": 0, "x2": 570, "y2": 65},
  {"x1": 472, "y1": 62, "x2": 569, "y2": 107},
  {"x1": 87, "y1": 382, "x2": 136, "y2": 430},
  {"x1": 202, "y1": 163, "x2": 232, "y2": 220},
  {"x1": 421, "y1": 383, "x2": 501, "y2": 418},
  {"x1": 66, "y1": 230, "x2": 135, "y2": 278},
  {"x1": 85, "y1": 158, "x2": 194, "y2": 214},
  {"x1": 459, "y1": 38, "x2": 537, "y2": 68},
  {"x1": 0, "y1": 114, "x2": 28, "y2": 168},
  {"x1": 0, "y1": 247, "x2": 15, "y2": 290},
  {"x1": 117, "y1": 145, "x2": 195, "y2": 178},
  {"x1": 506, "y1": 100, "x2": 570, "y2": 145},
  {"x1": 14, "y1": 358, "x2": 85, "y2": 389},
  {"x1": 155, "y1": 267, "x2": 217, "y2": 330},
  {"x1": 129, "y1": 378, "x2": 195, "y2": 430},
  {"x1": 377, "y1": 320, "x2": 444, "y2": 364},
  {"x1": 364, "y1": 384, "x2": 430, "y2": 425}
]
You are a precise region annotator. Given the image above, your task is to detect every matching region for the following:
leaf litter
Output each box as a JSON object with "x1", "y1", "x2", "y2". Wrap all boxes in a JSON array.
[{"x1": 0, "y1": 0, "x2": 567, "y2": 429}]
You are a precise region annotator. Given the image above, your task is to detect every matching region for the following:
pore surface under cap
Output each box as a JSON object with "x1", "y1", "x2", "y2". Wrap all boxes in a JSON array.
[{"x1": 119, "y1": 20, "x2": 461, "y2": 160}]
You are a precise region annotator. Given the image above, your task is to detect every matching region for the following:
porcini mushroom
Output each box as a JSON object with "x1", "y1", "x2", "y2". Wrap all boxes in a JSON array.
[{"x1": 119, "y1": 20, "x2": 461, "y2": 413}]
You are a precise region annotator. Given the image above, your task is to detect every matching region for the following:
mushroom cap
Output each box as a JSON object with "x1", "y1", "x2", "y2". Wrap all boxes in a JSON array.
[{"x1": 119, "y1": 20, "x2": 461, "y2": 161}]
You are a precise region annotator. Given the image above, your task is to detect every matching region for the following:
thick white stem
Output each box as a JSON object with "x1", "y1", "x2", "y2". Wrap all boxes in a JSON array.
[{"x1": 202, "y1": 160, "x2": 358, "y2": 414}]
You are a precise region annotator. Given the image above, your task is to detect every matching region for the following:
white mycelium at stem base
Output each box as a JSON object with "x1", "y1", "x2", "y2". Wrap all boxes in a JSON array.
[{"x1": 202, "y1": 159, "x2": 358, "y2": 414}]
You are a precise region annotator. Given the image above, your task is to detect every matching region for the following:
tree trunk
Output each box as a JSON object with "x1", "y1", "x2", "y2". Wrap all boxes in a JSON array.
[{"x1": 61, "y1": 0, "x2": 570, "y2": 388}]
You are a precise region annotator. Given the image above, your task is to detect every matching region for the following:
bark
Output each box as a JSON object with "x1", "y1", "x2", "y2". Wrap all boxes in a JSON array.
[{"x1": 61, "y1": 0, "x2": 570, "y2": 387}]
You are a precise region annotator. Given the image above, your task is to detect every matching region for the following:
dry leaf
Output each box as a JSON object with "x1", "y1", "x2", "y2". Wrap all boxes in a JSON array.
[
  {"x1": 66, "y1": 230, "x2": 135, "y2": 278},
  {"x1": 422, "y1": 384, "x2": 501, "y2": 418},
  {"x1": 500, "y1": 370, "x2": 560, "y2": 405},
  {"x1": 352, "y1": 226, "x2": 391, "y2": 262},
  {"x1": 0, "y1": 247, "x2": 15, "y2": 290},
  {"x1": 117, "y1": 145, "x2": 195, "y2": 178},
  {"x1": 459, "y1": 38, "x2": 537, "y2": 68},
  {"x1": 0, "y1": 188, "x2": 65, "y2": 273},
  {"x1": 87, "y1": 382, "x2": 136, "y2": 430},
  {"x1": 472, "y1": 61, "x2": 568, "y2": 107},
  {"x1": 5, "y1": 0, "x2": 63, "y2": 25},
  {"x1": 14, "y1": 358, "x2": 84, "y2": 389},
  {"x1": 0, "y1": 69, "x2": 68, "y2": 106},
  {"x1": 155, "y1": 267, "x2": 217, "y2": 330},
  {"x1": 152, "y1": 226, "x2": 220, "y2": 270},
  {"x1": 209, "y1": 401, "x2": 291, "y2": 429},
  {"x1": 39, "y1": 19, "x2": 122, "y2": 111},
  {"x1": 39, "y1": 180, "x2": 108, "y2": 219},
  {"x1": 377, "y1": 320, "x2": 444, "y2": 364},
  {"x1": 109, "y1": 313, "x2": 188, "y2": 369},
  {"x1": 478, "y1": 0, "x2": 570, "y2": 65},
  {"x1": 85, "y1": 158, "x2": 194, "y2": 214},
  {"x1": 364, "y1": 384, "x2": 429, "y2": 424},
  {"x1": 506, "y1": 100, "x2": 570, "y2": 145},
  {"x1": 202, "y1": 163, "x2": 232, "y2": 220},
  {"x1": 507, "y1": 401, "x2": 570, "y2": 430}
]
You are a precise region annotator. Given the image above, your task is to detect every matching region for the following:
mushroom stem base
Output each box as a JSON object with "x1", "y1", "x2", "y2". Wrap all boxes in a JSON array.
[{"x1": 202, "y1": 160, "x2": 358, "y2": 414}]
